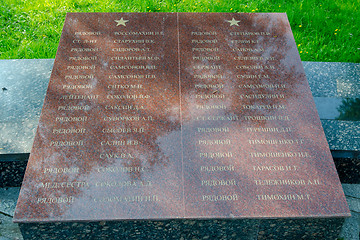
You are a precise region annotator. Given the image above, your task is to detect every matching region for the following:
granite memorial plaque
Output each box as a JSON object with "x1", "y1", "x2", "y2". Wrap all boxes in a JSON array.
[{"x1": 14, "y1": 12, "x2": 350, "y2": 239}]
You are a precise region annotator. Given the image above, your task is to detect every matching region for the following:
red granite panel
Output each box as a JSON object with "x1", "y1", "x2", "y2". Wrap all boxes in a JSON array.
[
  {"x1": 178, "y1": 13, "x2": 349, "y2": 218},
  {"x1": 14, "y1": 12, "x2": 184, "y2": 222},
  {"x1": 14, "y1": 12, "x2": 350, "y2": 223}
]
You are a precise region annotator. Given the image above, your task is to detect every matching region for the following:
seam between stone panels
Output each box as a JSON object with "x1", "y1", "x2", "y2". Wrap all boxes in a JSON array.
[
  {"x1": 177, "y1": 12, "x2": 186, "y2": 218},
  {"x1": 0, "y1": 211, "x2": 13, "y2": 218},
  {"x1": 345, "y1": 195, "x2": 360, "y2": 200}
]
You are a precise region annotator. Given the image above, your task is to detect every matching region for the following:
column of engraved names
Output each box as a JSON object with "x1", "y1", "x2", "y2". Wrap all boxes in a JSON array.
[
  {"x1": 190, "y1": 30, "x2": 239, "y2": 203},
  {"x1": 93, "y1": 24, "x2": 168, "y2": 204},
  {"x1": 38, "y1": 29, "x2": 100, "y2": 205},
  {"x1": 230, "y1": 28, "x2": 314, "y2": 202}
]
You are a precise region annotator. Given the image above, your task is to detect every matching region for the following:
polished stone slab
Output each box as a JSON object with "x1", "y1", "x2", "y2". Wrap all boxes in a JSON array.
[
  {"x1": 322, "y1": 120, "x2": 360, "y2": 151},
  {"x1": 1, "y1": 60, "x2": 358, "y2": 185},
  {"x1": 0, "y1": 59, "x2": 52, "y2": 155},
  {"x1": 177, "y1": 12, "x2": 348, "y2": 220},
  {"x1": 314, "y1": 97, "x2": 360, "y2": 121},
  {"x1": 0, "y1": 59, "x2": 53, "y2": 188},
  {"x1": 304, "y1": 61, "x2": 360, "y2": 98},
  {"x1": 12, "y1": 12, "x2": 351, "y2": 239},
  {"x1": 1, "y1": 60, "x2": 359, "y2": 154}
]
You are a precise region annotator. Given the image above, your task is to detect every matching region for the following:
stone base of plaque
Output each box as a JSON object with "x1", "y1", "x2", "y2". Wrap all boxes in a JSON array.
[
  {"x1": 0, "y1": 154, "x2": 28, "y2": 187},
  {"x1": 18, "y1": 218, "x2": 344, "y2": 240}
]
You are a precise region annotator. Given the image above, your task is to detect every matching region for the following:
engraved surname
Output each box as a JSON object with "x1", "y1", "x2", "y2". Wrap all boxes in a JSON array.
[
  {"x1": 94, "y1": 195, "x2": 159, "y2": 203},
  {"x1": 112, "y1": 48, "x2": 150, "y2": 52},
  {"x1": 236, "y1": 65, "x2": 275, "y2": 70},
  {"x1": 253, "y1": 165, "x2": 297, "y2": 171},
  {"x1": 114, "y1": 31, "x2": 164, "y2": 36},
  {"x1": 111, "y1": 56, "x2": 160, "y2": 61},
  {"x1": 237, "y1": 74, "x2": 269, "y2": 79},
  {"x1": 100, "y1": 140, "x2": 139, "y2": 146},
  {"x1": 231, "y1": 39, "x2": 259, "y2": 44},
  {"x1": 110, "y1": 65, "x2": 156, "y2": 70},
  {"x1": 103, "y1": 116, "x2": 153, "y2": 121},
  {"x1": 107, "y1": 94, "x2": 150, "y2": 100},
  {"x1": 234, "y1": 56, "x2": 275, "y2": 61},
  {"x1": 255, "y1": 179, "x2": 306, "y2": 186},
  {"x1": 230, "y1": 31, "x2": 270, "y2": 36},
  {"x1": 108, "y1": 84, "x2": 143, "y2": 89},
  {"x1": 248, "y1": 139, "x2": 278, "y2": 145},
  {"x1": 113, "y1": 39, "x2": 155, "y2": 43},
  {"x1": 109, "y1": 103, "x2": 144, "y2": 110},
  {"x1": 99, "y1": 153, "x2": 134, "y2": 159},
  {"x1": 191, "y1": 32, "x2": 217, "y2": 35},
  {"x1": 239, "y1": 84, "x2": 286, "y2": 89},
  {"x1": 239, "y1": 94, "x2": 285, "y2": 99},
  {"x1": 242, "y1": 104, "x2": 286, "y2": 109},
  {"x1": 246, "y1": 127, "x2": 291, "y2": 132},
  {"x1": 233, "y1": 47, "x2": 264, "y2": 52},
  {"x1": 95, "y1": 166, "x2": 146, "y2": 173},
  {"x1": 256, "y1": 194, "x2": 310, "y2": 201},
  {"x1": 109, "y1": 74, "x2": 155, "y2": 79},
  {"x1": 103, "y1": 116, "x2": 139, "y2": 121},
  {"x1": 105, "y1": 105, "x2": 145, "y2": 110},
  {"x1": 102, "y1": 128, "x2": 144, "y2": 133},
  {"x1": 95, "y1": 181, "x2": 151, "y2": 187},
  {"x1": 250, "y1": 152, "x2": 310, "y2": 158},
  {"x1": 244, "y1": 115, "x2": 290, "y2": 121},
  {"x1": 249, "y1": 139, "x2": 304, "y2": 145}
]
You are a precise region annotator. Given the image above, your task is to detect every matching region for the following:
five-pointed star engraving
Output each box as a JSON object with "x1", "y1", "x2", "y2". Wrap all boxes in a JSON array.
[
  {"x1": 226, "y1": 18, "x2": 240, "y2": 26},
  {"x1": 115, "y1": 17, "x2": 129, "y2": 26}
]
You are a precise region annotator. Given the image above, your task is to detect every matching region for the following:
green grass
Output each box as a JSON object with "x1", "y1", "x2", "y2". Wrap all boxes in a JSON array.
[{"x1": 0, "y1": 0, "x2": 359, "y2": 62}]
